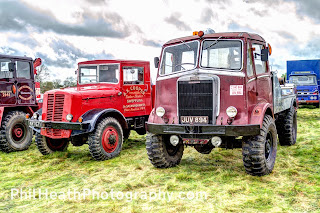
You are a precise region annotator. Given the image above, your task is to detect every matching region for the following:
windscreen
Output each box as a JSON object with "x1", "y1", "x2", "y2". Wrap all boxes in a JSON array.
[
  {"x1": 201, "y1": 40, "x2": 242, "y2": 70},
  {"x1": 79, "y1": 64, "x2": 119, "y2": 84},
  {"x1": 160, "y1": 41, "x2": 198, "y2": 75},
  {"x1": 289, "y1": 75, "x2": 317, "y2": 86}
]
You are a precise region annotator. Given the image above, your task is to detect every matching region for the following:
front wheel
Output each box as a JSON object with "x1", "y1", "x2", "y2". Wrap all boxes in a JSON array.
[
  {"x1": 88, "y1": 117, "x2": 123, "y2": 161},
  {"x1": 0, "y1": 111, "x2": 32, "y2": 153},
  {"x1": 146, "y1": 133, "x2": 184, "y2": 168},
  {"x1": 35, "y1": 132, "x2": 69, "y2": 155},
  {"x1": 242, "y1": 115, "x2": 277, "y2": 176}
]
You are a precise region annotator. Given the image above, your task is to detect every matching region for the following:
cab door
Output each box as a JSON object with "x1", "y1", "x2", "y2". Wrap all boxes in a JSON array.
[
  {"x1": 252, "y1": 43, "x2": 273, "y2": 105},
  {"x1": 121, "y1": 63, "x2": 151, "y2": 117},
  {"x1": 0, "y1": 57, "x2": 17, "y2": 106},
  {"x1": 246, "y1": 42, "x2": 258, "y2": 114},
  {"x1": 15, "y1": 60, "x2": 36, "y2": 106}
]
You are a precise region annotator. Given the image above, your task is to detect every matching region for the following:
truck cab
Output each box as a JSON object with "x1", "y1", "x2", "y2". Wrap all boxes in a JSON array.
[
  {"x1": 287, "y1": 60, "x2": 320, "y2": 108},
  {"x1": 29, "y1": 60, "x2": 154, "y2": 160},
  {"x1": 0, "y1": 54, "x2": 41, "y2": 152},
  {"x1": 146, "y1": 31, "x2": 297, "y2": 176}
]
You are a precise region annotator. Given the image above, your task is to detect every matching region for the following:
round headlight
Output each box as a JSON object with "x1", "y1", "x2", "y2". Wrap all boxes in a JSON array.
[
  {"x1": 156, "y1": 107, "x2": 165, "y2": 117},
  {"x1": 66, "y1": 114, "x2": 73, "y2": 121},
  {"x1": 226, "y1": 106, "x2": 237, "y2": 118},
  {"x1": 32, "y1": 112, "x2": 39, "y2": 120}
]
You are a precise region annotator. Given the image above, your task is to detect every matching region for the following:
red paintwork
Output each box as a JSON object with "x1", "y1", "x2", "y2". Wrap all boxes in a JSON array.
[
  {"x1": 149, "y1": 32, "x2": 273, "y2": 128},
  {"x1": 102, "y1": 126, "x2": 118, "y2": 153},
  {"x1": 0, "y1": 55, "x2": 42, "y2": 125},
  {"x1": 41, "y1": 60, "x2": 153, "y2": 139}
]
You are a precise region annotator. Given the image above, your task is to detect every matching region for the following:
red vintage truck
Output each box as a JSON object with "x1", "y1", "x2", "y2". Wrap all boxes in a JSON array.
[
  {"x1": 0, "y1": 54, "x2": 41, "y2": 152},
  {"x1": 146, "y1": 31, "x2": 298, "y2": 176},
  {"x1": 28, "y1": 60, "x2": 154, "y2": 160}
]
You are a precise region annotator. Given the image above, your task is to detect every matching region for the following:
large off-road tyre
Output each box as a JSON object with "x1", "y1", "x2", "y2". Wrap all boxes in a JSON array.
[
  {"x1": 146, "y1": 133, "x2": 184, "y2": 168},
  {"x1": 277, "y1": 106, "x2": 297, "y2": 146},
  {"x1": 0, "y1": 111, "x2": 32, "y2": 153},
  {"x1": 242, "y1": 115, "x2": 277, "y2": 176},
  {"x1": 88, "y1": 117, "x2": 123, "y2": 161},
  {"x1": 315, "y1": 102, "x2": 320, "y2": 108},
  {"x1": 35, "y1": 132, "x2": 69, "y2": 155}
]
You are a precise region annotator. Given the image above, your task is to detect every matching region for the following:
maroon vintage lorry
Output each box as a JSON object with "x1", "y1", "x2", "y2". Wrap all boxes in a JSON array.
[
  {"x1": 0, "y1": 54, "x2": 41, "y2": 152},
  {"x1": 146, "y1": 31, "x2": 298, "y2": 176},
  {"x1": 28, "y1": 60, "x2": 154, "y2": 160}
]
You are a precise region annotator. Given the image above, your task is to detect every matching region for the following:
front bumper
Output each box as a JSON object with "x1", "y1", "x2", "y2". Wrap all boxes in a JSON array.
[
  {"x1": 27, "y1": 119, "x2": 89, "y2": 131},
  {"x1": 147, "y1": 123, "x2": 260, "y2": 137}
]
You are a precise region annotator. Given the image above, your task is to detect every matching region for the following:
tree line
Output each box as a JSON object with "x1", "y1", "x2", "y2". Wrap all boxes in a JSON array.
[{"x1": 35, "y1": 65, "x2": 77, "y2": 93}]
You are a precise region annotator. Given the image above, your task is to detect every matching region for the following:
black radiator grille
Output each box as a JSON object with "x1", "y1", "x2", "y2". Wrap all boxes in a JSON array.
[{"x1": 178, "y1": 80, "x2": 213, "y2": 124}]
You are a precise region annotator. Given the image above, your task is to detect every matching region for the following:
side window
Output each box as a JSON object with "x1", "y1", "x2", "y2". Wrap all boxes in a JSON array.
[
  {"x1": 79, "y1": 66, "x2": 97, "y2": 83},
  {"x1": 247, "y1": 43, "x2": 254, "y2": 77},
  {"x1": 123, "y1": 67, "x2": 144, "y2": 85},
  {"x1": 99, "y1": 64, "x2": 119, "y2": 83},
  {"x1": 0, "y1": 59, "x2": 13, "y2": 78},
  {"x1": 252, "y1": 44, "x2": 266, "y2": 75},
  {"x1": 16, "y1": 61, "x2": 31, "y2": 79}
]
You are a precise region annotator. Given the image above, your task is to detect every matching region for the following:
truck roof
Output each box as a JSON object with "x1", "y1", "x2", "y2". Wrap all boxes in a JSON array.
[
  {"x1": 164, "y1": 32, "x2": 265, "y2": 46},
  {"x1": 78, "y1": 59, "x2": 149, "y2": 65},
  {"x1": 0, "y1": 54, "x2": 33, "y2": 61}
]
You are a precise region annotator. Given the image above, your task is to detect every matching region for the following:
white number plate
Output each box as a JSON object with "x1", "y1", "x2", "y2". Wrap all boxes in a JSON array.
[{"x1": 181, "y1": 116, "x2": 208, "y2": 124}]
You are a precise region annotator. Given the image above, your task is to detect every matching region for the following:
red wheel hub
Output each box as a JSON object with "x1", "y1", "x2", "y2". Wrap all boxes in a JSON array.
[
  {"x1": 12, "y1": 124, "x2": 25, "y2": 142},
  {"x1": 14, "y1": 127, "x2": 23, "y2": 138},
  {"x1": 102, "y1": 127, "x2": 119, "y2": 153}
]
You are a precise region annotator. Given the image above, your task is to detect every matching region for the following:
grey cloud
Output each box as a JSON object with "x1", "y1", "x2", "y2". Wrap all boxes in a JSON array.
[
  {"x1": 142, "y1": 39, "x2": 162, "y2": 48},
  {"x1": 275, "y1": 31, "x2": 296, "y2": 41},
  {"x1": 36, "y1": 39, "x2": 114, "y2": 68},
  {"x1": 0, "y1": 47, "x2": 25, "y2": 56},
  {"x1": 201, "y1": 8, "x2": 218, "y2": 24},
  {"x1": 228, "y1": 22, "x2": 255, "y2": 33},
  {"x1": 287, "y1": 0, "x2": 320, "y2": 23},
  {"x1": 8, "y1": 36, "x2": 39, "y2": 49},
  {"x1": 165, "y1": 13, "x2": 191, "y2": 31},
  {"x1": 291, "y1": 38, "x2": 320, "y2": 59},
  {"x1": 0, "y1": 1, "x2": 130, "y2": 38}
]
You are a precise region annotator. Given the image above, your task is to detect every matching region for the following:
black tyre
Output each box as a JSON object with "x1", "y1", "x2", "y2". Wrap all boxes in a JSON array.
[
  {"x1": 146, "y1": 133, "x2": 184, "y2": 168},
  {"x1": 123, "y1": 129, "x2": 130, "y2": 139},
  {"x1": 35, "y1": 132, "x2": 69, "y2": 155},
  {"x1": 0, "y1": 111, "x2": 32, "y2": 153},
  {"x1": 315, "y1": 103, "x2": 320, "y2": 108},
  {"x1": 135, "y1": 128, "x2": 146, "y2": 135},
  {"x1": 242, "y1": 115, "x2": 277, "y2": 176},
  {"x1": 88, "y1": 117, "x2": 123, "y2": 161},
  {"x1": 194, "y1": 143, "x2": 214, "y2": 154},
  {"x1": 277, "y1": 106, "x2": 297, "y2": 146}
]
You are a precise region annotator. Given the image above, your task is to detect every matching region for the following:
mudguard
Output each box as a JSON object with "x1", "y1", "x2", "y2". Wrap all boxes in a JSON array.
[
  {"x1": 81, "y1": 108, "x2": 128, "y2": 133},
  {"x1": 0, "y1": 107, "x2": 4, "y2": 126},
  {"x1": 250, "y1": 103, "x2": 274, "y2": 128}
]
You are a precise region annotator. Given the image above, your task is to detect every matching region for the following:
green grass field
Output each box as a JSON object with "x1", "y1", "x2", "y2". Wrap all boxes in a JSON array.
[{"x1": 0, "y1": 107, "x2": 319, "y2": 212}]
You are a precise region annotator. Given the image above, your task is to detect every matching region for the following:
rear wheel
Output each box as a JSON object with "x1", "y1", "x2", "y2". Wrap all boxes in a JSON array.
[
  {"x1": 0, "y1": 111, "x2": 32, "y2": 153},
  {"x1": 88, "y1": 117, "x2": 123, "y2": 161},
  {"x1": 242, "y1": 115, "x2": 277, "y2": 176},
  {"x1": 277, "y1": 106, "x2": 297, "y2": 146},
  {"x1": 35, "y1": 132, "x2": 69, "y2": 155},
  {"x1": 146, "y1": 133, "x2": 184, "y2": 168}
]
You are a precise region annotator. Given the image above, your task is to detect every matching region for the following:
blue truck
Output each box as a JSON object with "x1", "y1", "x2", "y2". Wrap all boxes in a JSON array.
[{"x1": 287, "y1": 60, "x2": 320, "y2": 108}]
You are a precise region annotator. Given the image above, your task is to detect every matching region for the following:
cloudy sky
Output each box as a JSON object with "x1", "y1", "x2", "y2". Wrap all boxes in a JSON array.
[{"x1": 1, "y1": 0, "x2": 320, "y2": 81}]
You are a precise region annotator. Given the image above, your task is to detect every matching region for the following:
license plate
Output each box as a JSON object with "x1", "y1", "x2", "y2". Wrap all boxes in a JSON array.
[
  {"x1": 299, "y1": 100, "x2": 306, "y2": 103},
  {"x1": 183, "y1": 138, "x2": 209, "y2": 145},
  {"x1": 28, "y1": 120, "x2": 42, "y2": 128},
  {"x1": 180, "y1": 116, "x2": 209, "y2": 124}
]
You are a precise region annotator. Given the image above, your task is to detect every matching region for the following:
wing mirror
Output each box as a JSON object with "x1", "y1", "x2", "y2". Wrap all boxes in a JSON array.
[
  {"x1": 9, "y1": 62, "x2": 15, "y2": 72},
  {"x1": 154, "y1": 57, "x2": 159, "y2": 68},
  {"x1": 261, "y1": 49, "x2": 269, "y2": 62}
]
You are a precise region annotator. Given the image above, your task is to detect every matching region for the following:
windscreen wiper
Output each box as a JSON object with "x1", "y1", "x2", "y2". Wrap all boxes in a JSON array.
[{"x1": 204, "y1": 36, "x2": 223, "y2": 50}]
